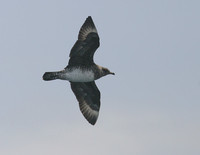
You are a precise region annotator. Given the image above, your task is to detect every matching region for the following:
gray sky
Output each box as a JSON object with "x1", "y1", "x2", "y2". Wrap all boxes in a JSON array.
[{"x1": 0, "y1": 0, "x2": 200, "y2": 154}]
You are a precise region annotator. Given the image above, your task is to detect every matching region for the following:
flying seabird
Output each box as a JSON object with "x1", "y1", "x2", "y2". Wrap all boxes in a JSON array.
[{"x1": 43, "y1": 16, "x2": 114, "y2": 125}]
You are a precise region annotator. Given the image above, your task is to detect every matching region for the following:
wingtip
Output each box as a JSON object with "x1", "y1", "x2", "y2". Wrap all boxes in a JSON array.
[
  {"x1": 86, "y1": 16, "x2": 94, "y2": 24},
  {"x1": 88, "y1": 116, "x2": 98, "y2": 125},
  {"x1": 89, "y1": 121, "x2": 96, "y2": 125},
  {"x1": 87, "y1": 16, "x2": 92, "y2": 19},
  {"x1": 79, "y1": 103, "x2": 99, "y2": 125},
  {"x1": 78, "y1": 16, "x2": 98, "y2": 41}
]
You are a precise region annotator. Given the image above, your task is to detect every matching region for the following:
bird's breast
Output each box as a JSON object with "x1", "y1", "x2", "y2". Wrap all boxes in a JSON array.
[{"x1": 63, "y1": 68, "x2": 95, "y2": 82}]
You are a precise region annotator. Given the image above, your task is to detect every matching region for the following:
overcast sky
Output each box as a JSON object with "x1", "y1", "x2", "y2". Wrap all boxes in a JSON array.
[{"x1": 0, "y1": 0, "x2": 200, "y2": 155}]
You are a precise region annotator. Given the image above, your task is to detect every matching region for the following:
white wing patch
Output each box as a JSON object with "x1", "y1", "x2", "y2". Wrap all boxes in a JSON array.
[
  {"x1": 79, "y1": 101, "x2": 99, "y2": 123},
  {"x1": 79, "y1": 26, "x2": 98, "y2": 41}
]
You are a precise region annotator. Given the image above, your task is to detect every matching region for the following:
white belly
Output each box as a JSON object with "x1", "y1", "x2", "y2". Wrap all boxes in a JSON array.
[{"x1": 63, "y1": 68, "x2": 95, "y2": 82}]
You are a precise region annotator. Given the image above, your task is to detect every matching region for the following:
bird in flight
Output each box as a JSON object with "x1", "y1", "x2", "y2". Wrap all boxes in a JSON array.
[{"x1": 43, "y1": 16, "x2": 114, "y2": 125}]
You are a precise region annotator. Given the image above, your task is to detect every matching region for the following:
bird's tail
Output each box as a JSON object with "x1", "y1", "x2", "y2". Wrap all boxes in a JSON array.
[{"x1": 43, "y1": 72, "x2": 60, "y2": 81}]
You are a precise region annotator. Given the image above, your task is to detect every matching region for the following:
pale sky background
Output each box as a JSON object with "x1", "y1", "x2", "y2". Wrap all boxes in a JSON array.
[{"x1": 0, "y1": 0, "x2": 200, "y2": 155}]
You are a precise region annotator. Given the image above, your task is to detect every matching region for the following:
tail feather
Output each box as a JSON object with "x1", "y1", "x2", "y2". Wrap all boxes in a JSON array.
[{"x1": 43, "y1": 72, "x2": 59, "y2": 81}]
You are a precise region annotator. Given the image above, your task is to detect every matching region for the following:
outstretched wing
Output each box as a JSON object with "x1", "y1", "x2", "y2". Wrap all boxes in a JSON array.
[
  {"x1": 70, "y1": 81, "x2": 101, "y2": 125},
  {"x1": 68, "y1": 16, "x2": 100, "y2": 66}
]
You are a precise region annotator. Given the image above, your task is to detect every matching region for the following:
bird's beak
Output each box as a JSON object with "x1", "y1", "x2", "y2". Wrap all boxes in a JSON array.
[{"x1": 110, "y1": 72, "x2": 115, "y2": 75}]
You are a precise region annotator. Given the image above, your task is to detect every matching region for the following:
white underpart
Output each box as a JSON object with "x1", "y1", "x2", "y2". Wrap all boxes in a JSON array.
[{"x1": 63, "y1": 68, "x2": 95, "y2": 82}]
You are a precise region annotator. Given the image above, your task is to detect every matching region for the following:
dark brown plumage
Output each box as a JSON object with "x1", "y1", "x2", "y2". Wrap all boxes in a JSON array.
[{"x1": 43, "y1": 16, "x2": 114, "y2": 125}]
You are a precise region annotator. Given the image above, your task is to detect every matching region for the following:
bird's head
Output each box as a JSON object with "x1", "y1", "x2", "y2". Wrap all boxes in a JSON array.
[{"x1": 102, "y1": 67, "x2": 115, "y2": 76}]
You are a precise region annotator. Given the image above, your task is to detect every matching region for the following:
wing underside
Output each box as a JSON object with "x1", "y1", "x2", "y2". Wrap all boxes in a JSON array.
[
  {"x1": 70, "y1": 81, "x2": 101, "y2": 125},
  {"x1": 68, "y1": 16, "x2": 100, "y2": 66}
]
